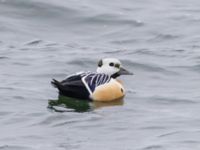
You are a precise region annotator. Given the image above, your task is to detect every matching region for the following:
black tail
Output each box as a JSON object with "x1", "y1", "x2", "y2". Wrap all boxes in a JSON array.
[
  {"x1": 51, "y1": 78, "x2": 90, "y2": 100},
  {"x1": 51, "y1": 79, "x2": 63, "y2": 89}
]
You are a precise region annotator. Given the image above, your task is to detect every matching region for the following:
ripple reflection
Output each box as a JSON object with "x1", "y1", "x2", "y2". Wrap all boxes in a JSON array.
[{"x1": 48, "y1": 95, "x2": 124, "y2": 112}]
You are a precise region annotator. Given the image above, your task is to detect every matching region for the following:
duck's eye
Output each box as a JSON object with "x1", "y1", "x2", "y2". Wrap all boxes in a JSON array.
[
  {"x1": 115, "y1": 63, "x2": 120, "y2": 68},
  {"x1": 109, "y1": 62, "x2": 114, "y2": 67}
]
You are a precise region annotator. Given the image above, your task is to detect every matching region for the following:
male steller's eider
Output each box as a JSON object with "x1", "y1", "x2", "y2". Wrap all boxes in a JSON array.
[{"x1": 51, "y1": 58, "x2": 133, "y2": 102}]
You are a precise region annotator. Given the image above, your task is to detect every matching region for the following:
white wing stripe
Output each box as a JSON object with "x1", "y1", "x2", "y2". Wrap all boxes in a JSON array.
[
  {"x1": 81, "y1": 76, "x2": 92, "y2": 95},
  {"x1": 103, "y1": 75, "x2": 108, "y2": 83},
  {"x1": 81, "y1": 73, "x2": 111, "y2": 94},
  {"x1": 96, "y1": 74, "x2": 101, "y2": 86},
  {"x1": 90, "y1": 75, "x2": 95, "y2": 86}
]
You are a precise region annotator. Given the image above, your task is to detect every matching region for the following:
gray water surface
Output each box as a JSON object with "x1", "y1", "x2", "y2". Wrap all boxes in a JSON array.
[{"x1": 0, "y1": 0, "x2": 200, "y2": 149}]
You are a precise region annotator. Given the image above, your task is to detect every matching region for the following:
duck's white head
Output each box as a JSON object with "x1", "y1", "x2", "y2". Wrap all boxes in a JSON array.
[{"x1": 96, "y1": 58, "x2": 133, "y2": 78}]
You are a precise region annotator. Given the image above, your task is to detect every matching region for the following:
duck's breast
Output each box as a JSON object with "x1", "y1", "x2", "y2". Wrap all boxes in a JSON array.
[{"x1": 91, "y1": 79, "x2": 125, "y2": 102}]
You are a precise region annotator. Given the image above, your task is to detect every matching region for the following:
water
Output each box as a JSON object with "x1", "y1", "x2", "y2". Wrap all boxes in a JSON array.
[{"x1": 0, "y1": 0, "x2": 200, "y2": 149}]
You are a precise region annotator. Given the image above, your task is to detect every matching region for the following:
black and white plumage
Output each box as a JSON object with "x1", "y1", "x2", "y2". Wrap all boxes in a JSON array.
[
  {"x1": 81, "y1": 72, "x2": 111, "y2": 94},
  {"x1": 51, "y1": 58, "x2": 133, "y2": 101},
  {"x1": 52, "y1": 72, "x2": 111, "y2": 101}
]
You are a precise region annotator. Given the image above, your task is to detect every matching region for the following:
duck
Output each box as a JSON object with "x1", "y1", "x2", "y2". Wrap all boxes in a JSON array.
[{"x1": 51, "y1": 58, "x2": 133, "y2": 102}]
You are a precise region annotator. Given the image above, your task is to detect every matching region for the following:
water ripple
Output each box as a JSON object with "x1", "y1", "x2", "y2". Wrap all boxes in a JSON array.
[
  {"x1": 141, "y1": 145, "x2": 164, "y2": 150},
  {"x1": 0, "y1": 145, "x2": 33, "y2": 150},
  {"x1": 149, "y1": 34, "x2": 181, "y2": 42},
  {"x1": 25, "y1": 39, "x2": 43, "y2": 46},
  {"x1": 81, "y1": 14, "x2": 144, "y2": 27}
]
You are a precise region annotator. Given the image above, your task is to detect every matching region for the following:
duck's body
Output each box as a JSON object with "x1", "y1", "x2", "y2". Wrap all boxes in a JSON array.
[
  {"x1": 52, "y1": 72, "x2": 125, "y2": 101},
  {"x1": 52, "y1": 58, "x2": 133, "y2": 102}
]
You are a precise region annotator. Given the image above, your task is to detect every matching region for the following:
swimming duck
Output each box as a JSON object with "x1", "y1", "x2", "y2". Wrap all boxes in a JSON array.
[{"x1": 51, "y1": 58, "x2": 133, "y2": 102}]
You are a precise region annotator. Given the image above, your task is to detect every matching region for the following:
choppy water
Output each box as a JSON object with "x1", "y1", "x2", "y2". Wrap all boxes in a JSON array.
[{"x1": 1, "y1": 0, "x2": 200, "y2": 149}]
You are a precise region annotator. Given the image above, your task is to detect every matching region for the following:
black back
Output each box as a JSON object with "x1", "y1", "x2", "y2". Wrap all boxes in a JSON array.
[{"x1": 52, "y1": 74, "x2": 90, "y2": 100}]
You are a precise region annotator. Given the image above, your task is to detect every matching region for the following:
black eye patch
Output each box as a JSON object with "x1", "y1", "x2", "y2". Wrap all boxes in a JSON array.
[
  {"x1": 98, "y1": 59, "x2": 103, "y2": 67},
  {"x1": 115, "y1": 63, "x2": 120, "y2": 68},
  {"x1": 109, "y1": 62, "x2": 114, "y2": 66}
]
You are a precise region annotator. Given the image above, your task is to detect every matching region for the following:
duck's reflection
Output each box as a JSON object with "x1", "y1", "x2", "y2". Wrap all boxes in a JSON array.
[{"x1": 48, "y1": 95, "x2": 124, "y2": 112}]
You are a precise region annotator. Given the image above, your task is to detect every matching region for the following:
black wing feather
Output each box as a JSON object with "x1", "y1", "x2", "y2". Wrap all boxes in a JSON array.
[
  {"x1": 51, "y1": 74, "x2": 90, "y2": 100},
  {"x1": 52, "y1": 73, "x2": 111, "y2": 100}
]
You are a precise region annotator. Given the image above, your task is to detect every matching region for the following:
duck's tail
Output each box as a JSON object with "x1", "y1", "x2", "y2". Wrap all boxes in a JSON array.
[
  {"x1": 51, "y1": 78, "x2": 90, "y2": 100},
  {"x1": 51, "y1": 79, "x2": 63, "y2": 89}
]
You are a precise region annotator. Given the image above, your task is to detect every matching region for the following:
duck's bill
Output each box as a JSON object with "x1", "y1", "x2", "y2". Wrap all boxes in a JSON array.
[{"x1": 118, "y1": 67, "x2": 133, "y2": 75}]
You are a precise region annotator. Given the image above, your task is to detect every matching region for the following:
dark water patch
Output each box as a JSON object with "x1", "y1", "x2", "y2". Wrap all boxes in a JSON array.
[
  {"x1": 181, "y1": 8, "x2": 200, "y2": 13},
  {"x1": 140, "y1": 126, "x2": 166, "y2": 130},
  {"x1": 121, "y1": 60, "x2": 177, "y2": 75},
  {"x1": 45, "y1": 43, "x2": 59, "y2": 47},
  {"x1": 190, "y1": 18, "x2": 200, "y2": 23},
  {"x1": 122, "y1": 7, "x2": 142, "y2": 12},
  {"x1": 170, "y1": 14, "x2": 191, "y2": 21},
  {"x1": 0, "y1": 87, "x2": 15, "y2": 90},
  {"x1": 0, "y1": 145, "x2": 33, "y2": 150},
  {"x1": 129, "y1": 48, "x2": 187, "y2": 58},
  {"x1": 190, "y1": 44, "x2": 200, "y2": 49},
  {"x1": 174, "y1": 64, "x2": 200, "y2": 73},
  {"x1": 0, "y1": 56, "x2": 9, "y2": 60},
  {"x1": 31, "y1": 73, "x2": 58, "y2": 78},
  {"x1": 52, "y1": 113, "x2": 102, "y2": 128},
  {"x1": 0, "y1": 0, "x2": 79, "y2": 20},
  {"x1": 64, "y1": 42, "x2": 82, "y2": 49},
  {"x1": 50, "y1": 73, "x2": 70, "y2": 79},
  {"x1": 3, "y1": 116, "x2": 32, "y2": 125},
  {"x1": 103, "y1": 49, "x2": 128, "y2": 54},
  {"x1": 158, "y1": 131, "x2": 182, "y2": 138},
  {"x1": 126, "y1": 89, "x2": 137, "y2": 94},
  {"x1": 12, "y1": 62, "x2": 31, "y2": 66},
  {"x1": 194, "y1": 56, "x2": 200, "y2": 60},
  {"x1": 149, "y1": 34, "x2": 181, "y2": 42},
  {"x1": 18, "y1": 48, "x2": 30, "y2": 51},
  {"x1": 141, "y1": 145, "x2": 164, "y2": 150},
  {"x1": 25, "y1": 39, "x2": 43, "y2": 46},
  {"x1": 180, "y1": 140, "x2": 200, "y2": 144},
  {"x1": 170, "y1": 65, "x2": 192, "y2": 70},
  {"x1": 67, "y1": 59, "x2": 95, "y2": 68},
  {"x1": 7, "y1": 45, "x2": 15, "y2": 49},
  {"x1": 148, "y1": 96, "x2": 196, "y2": 106},
  {"x1": 190, "y1": 64, "x2": 200, "y2": 73},
  {"x1": 110, "y1": 39, "x2": 139, "y2": 45},
  {"x1": 33, "y1": 114, "x2": 70, "y2": 126},
  {"x1": 20, "y1": 135, "x2": 45, "y2": 141},
  {"x1": 81, "y1": 14, "x2": 144, "y2": 27},
  {"x1": 26, "y1": 112, "x2": 46, "y2": 117},
  {"x1": 12, "y1": 96, "x2": 25, "y2": 100},
  {"x1": 0, "y1": 111, "x2": 13, "y2": 116},
  {"x1": 134, "y1": 49, "x2": 155, "y2": 55},
  {"x1": 58, "y1": 143, "x2": 81, "y2": 150},
  {"x1": 52, "y1": 120, "x2": 84, "y2": 127},
  {"x1": 134, "y1": 49, "x2": 161, "y2": 56},
  {"x1": 173, "y1": 49, "x2": 186, "y2": 53}
]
